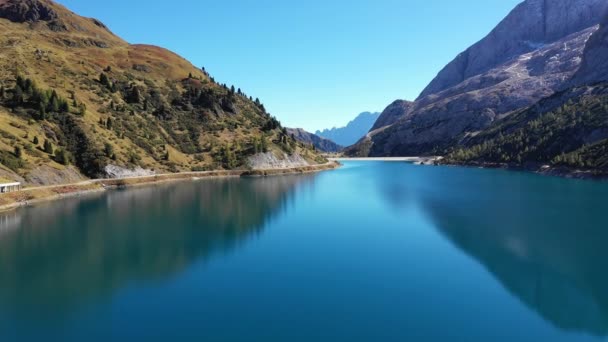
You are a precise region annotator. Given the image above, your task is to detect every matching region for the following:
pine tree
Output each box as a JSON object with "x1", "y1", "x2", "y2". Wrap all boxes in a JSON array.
[
  {"x1": 43, "y1": 140, "x2": 53, "y2": 155},
  {"x1": 261, "y1": 136, "x2": 268, "y2": 153},
  {"x1": 127, "y1": 86, "x2": 141, "y2": 103},
  {"x1": 100, "y1": 73, "x2": 109, "y2": 86},
  {"x1": 59, "y1": 99, "x2": 69, "y2": 113},
  {"x1": 33, "y1": 136, "x2": 39, "y2": 145},
  {"x1": 55, "y1": 149, "x2": 70, "y2": 165},
  {"x1": 0, "y1": 85, "x2": 5, "y2": 98},
  {"x1": 38, "y1": 105, "x2": 46, "y2": 121},
  {"x1": 13, "y1": 85, "x2": 24, "y2": 106},
  {"x1": 14, "y1": 146, "x2": 22, "y2": 159},
  {"x1": 106, "y1": 117, "x2": 113, "y2": 130},
  {"x1": 104, "y1": 143, "x2": 114, "y2": 157},
  {"x1": 15, "y1": 75, "x2": 25, "y2": 89}
]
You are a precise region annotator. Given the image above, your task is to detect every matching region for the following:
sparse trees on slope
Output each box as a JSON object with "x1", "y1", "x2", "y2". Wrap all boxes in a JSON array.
[{"x1": 43, "y1": 140, "x2": 53, "y2": 155}]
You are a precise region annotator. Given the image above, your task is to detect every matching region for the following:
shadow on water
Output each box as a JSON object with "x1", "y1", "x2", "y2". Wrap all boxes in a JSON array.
[
  {"x1": 409, "y1": 166, "x2": 608, "y2": 337},
  {"x1": 0, "y1": 175, "x2": 314, "y2": 312}
]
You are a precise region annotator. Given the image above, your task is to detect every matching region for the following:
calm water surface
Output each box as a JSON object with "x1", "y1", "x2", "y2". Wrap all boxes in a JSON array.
[{"x1": 1, "y1": 161, "x2": 608, "y2": 341}]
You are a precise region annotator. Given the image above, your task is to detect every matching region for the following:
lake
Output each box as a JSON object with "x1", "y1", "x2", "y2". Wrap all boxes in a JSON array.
[{"x1": 1, "y1": 161, "x2": 608, "y2": 341}]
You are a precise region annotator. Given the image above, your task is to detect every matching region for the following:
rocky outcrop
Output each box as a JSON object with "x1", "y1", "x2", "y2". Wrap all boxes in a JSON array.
[
  {"x1": 104, "y1": 165, "x2": 156, "y2": 179},
  {"x1": 420, "y1": 0, "x2": 608, "y2": 98},
  {"x1": 315, "y1": 111, "x2": 380, "y2": 147},
  {"x1": 286, "y1": 128, "x2": 343, "y2": 152},
  {"x1": 0, "y1": 0, "x2": 58, "y2": 23},
  {"x1": 247, "y1": 152, "x2": 310, "y2": 170},
  {"x1": 370, "y1": 100, "x2": 413, "y2": 131},
  {"x1": 570, "y1": 14, "x2": 608, "y2": 86},
  {"x1": 24, "y1": 165, "x2": 85, "y2": 185}
]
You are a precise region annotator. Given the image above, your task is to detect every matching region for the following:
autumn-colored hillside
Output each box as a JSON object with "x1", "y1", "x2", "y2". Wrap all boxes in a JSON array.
[{"x1": 0, "y1": 0, "x2": 325, "y2": 185}]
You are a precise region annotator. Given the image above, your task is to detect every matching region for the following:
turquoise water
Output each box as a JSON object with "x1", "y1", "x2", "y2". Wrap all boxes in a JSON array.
[{"x1": 1, "y1": 161, "x2": 608, "y2": 341}]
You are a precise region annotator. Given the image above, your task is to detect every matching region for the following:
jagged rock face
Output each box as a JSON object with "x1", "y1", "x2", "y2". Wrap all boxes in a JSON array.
[
  {"x1": 286, "y1": 128, "x2": 343, "y2": 152},
  {"x1": 362, "y1": 0, "x2": 608, "y2": 157},
  {"x1": 0, "y1": 0, "x2": 58, "y2": 23},
  {"x1": 571, "y1": 14, "x2": 608, "y2": 86},
  {"x1": 371, "y1": 100, "x2": 413, "y2": 131},
  {"x1": 315, "y1": 112, "x2": 380, "y2": 147},
  {"x1": 420, "y1": 0, "x2": 608, "y2": 98}
]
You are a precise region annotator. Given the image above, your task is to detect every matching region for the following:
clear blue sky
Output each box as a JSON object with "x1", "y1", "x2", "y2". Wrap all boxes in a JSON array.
[{"x1": 58, "y1": 0, "x2": 521, "y2": 132}]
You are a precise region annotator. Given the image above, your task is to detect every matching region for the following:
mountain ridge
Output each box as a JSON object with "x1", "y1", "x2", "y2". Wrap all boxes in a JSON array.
[{"x1": 315, "y1": 111, "x2": 380, "y2": 147}]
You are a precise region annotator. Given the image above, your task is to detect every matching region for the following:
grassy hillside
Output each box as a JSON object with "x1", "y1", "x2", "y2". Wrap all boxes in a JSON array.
[
  {"x1": 0, "y1": 0, "x2": 324, "y2": 185},
  {"x1": 444, "y1": 83, "x2": 608, "y2": 174}
]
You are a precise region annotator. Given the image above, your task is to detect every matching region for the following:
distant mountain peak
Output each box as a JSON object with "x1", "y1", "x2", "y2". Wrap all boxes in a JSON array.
[{"x1": 315, "y1": 111, "x2": 380, "y2": 147}]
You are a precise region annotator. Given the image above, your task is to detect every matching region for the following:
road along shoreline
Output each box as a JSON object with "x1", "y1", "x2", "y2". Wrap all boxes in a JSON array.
[{"x1": 0, "y1": 162, "x2": 341, "y2": 213}]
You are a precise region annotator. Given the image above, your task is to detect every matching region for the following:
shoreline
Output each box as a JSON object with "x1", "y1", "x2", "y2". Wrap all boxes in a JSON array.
[
  {"x1": 334, "y1": 156, "x2": 607, "y2": 180},
  {"x1": 0, "y1": 161, "x2": 341, "y2": 213},
  {"x1": 330, "y1": 157, "x2": 439, "y2": 164},
  {"x1": 439, "y1": 160, "x2": 608, "y2": 181}
]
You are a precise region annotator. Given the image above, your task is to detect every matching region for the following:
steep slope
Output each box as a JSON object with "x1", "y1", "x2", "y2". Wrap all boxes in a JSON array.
[
  {"x1": 286, "y1": 128, "x2": 343, "y2": 153},
  {"x1": 370, "y1": 101, "x2": 413, "y2": 131},
  {"x1": 444, "y1": 14, "x2": 608, "y2": 176},
  {"x1": 444, "y1": 83, "x2": 608, "y2": 176},
  {"x1": 0, "y1": 0, "x2": 324, "y2": 185},
  {"x1": 357, "y1": 0, "x2": 607, "y2": 157},
  {"x1": 570, "y1": 13, "x2": 608, "y2": 86},
  {"x1": 343, "y1": 101, "x2": 413, "y2": 157},
  {"x1": 315, "y1": 111, "x2": 380, "y2": 147},
  {"x1": 420, "y1": 0, "x2": 608, "y2": 98}
]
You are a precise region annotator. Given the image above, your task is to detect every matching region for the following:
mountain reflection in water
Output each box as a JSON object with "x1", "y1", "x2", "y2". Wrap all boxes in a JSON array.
[
  {"x1": 0, "y1": 175, "x2": 314, "y2": 311},
  {"x1": 398, "y1": 166, "x2": 608, "y2": 337}
]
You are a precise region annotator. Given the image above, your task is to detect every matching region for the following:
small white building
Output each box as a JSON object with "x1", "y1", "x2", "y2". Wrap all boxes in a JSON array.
[{"x1": 0, "y1": 182, "x2": 21, "y2": 193}]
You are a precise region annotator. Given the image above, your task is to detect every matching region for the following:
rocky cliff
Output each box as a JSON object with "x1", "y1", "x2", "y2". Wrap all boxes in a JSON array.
[
  {"x1": 420, "y1": 0, "x2": 608, "y2": 98},
  {"x1": 356, "y1": 0, "x2": 608, "y2": 157},
  {"x1": 570, "y1": 13, "x2": 608, "y2": 86}
]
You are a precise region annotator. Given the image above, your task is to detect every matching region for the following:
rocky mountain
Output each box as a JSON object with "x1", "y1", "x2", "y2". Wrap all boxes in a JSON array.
[
  {"x1": 286, "y1": 128, "x2": 343, "y2": 153},
  {"x1": 420, "y1": 0, "x2": 608, "y2": 98},
  {"x1": 350, "y1": 0, "x2": 608, "y2": 157},
  {"x1": 445, "y1": 13, "x2": 608, "y2": 176},
  {"x1": 0, "y1": 0, "x2": 325, "y2": 185},
  {"x1": 445, "y1": 83, "x2": 608, "y2": 176},
  {"x1": 315, "y1": 111, "x2": 380, "y2": 147},
  {"x1": 570, "y1": 13, "x2": 608, "y2": 86},
  {"x1": 369, "y1": 101, "x2": 412, "y2": 132}
]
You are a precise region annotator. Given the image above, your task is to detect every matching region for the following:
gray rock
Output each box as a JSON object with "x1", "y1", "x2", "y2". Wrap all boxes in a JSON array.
[
  {"x1": 371, "y1": 100, "x2": 414, "y2": 131},
  {"x1": 420, "y1": 0, "x2": 608, "y2": 98},
  {"x1": 365, "y1": 0, "x2": 608, "y2": 156},
  {"x1": 570, "y1": 14, "x2": 608, "y2": 86},
  {"x1": 104, "y1": 164, "x2": 156, "y2": 179},
  {"x1": 0, "y1": 0, "x2": 59, "y2": 23},
  {"x1": 247, "y1": 152, "x2": 310, "y2": 170}
]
